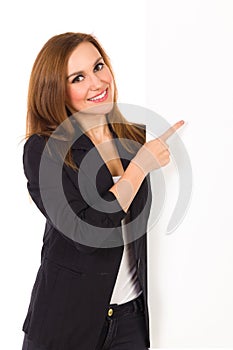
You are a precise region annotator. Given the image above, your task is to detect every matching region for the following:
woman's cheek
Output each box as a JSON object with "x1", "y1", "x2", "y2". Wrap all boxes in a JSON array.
[
  {"x1": 67, "y1": 87, "x2": 85, "y2": 108},
  {"x1": 106, "y1": 69, "x2": 113, "y2": 84}
]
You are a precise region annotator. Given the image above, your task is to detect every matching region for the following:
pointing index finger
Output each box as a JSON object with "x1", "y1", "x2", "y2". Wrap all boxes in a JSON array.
[{"x1": 159, "y1": 120, "x2": 185, "y2": 142}]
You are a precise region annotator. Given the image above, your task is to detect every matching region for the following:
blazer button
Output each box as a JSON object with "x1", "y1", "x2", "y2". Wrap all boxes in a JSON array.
[{"x1": 108, "y1": 308, "x2": 113, "y2": 317}]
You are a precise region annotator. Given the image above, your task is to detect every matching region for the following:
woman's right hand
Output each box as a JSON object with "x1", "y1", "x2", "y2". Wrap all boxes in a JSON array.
[
  {"x1": 133, "y1": 120, "x2": 185, "y2": 175},
  {"x1": 110, "y1": 120, "x2": 184, "y2": 212}
]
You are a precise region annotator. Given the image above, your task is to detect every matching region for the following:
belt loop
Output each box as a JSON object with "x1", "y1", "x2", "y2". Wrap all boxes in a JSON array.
[
  {"x1": 136, "y1": 294, "x2": 143, "y2": 312},
  {"x1": 133, "y1": 299, "x2": 138, "y2": 313},
  {"x1": 140, "y1": 294, "x2": 144, "y2": 311}
]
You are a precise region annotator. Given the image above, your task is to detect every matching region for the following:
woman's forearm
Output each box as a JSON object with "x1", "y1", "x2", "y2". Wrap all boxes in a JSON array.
[{"x1": 109, "y1": 161, "x2": 146, "y2": 213}]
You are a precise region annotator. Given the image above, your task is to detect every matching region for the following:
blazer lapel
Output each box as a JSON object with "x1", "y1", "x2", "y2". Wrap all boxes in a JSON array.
[
  {"x1": 69, "y1": 118, "x2": 142, "y2": 257},
  {"x1": 70, "y1": 119, "x2": 134, "y2": 186}
]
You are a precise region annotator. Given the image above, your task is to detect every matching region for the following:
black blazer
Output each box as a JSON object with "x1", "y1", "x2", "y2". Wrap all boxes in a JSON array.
[{"x1": 22, "y1": 120, "x2": 152, "y2": 350}]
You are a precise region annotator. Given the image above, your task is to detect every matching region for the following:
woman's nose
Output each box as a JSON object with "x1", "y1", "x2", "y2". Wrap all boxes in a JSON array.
[{"x1": 88, "y1": 74, "x2": 102, "y2": 90}]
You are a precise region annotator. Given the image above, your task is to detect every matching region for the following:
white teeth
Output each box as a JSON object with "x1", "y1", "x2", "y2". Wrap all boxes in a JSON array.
[{"x1": 89, "y1": 89, "x2": 107, "y2": 101}]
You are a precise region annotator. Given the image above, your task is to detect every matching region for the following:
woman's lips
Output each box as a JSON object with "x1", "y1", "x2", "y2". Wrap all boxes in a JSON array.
[{"x1": 88, "y1": 88, "x2": 108, "y2": 103}]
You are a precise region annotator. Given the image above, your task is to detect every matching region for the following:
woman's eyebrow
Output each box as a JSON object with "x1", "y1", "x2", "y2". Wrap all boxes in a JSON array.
[{"x1": 67, "y1": 56, "x2": 103, "y2": 80}]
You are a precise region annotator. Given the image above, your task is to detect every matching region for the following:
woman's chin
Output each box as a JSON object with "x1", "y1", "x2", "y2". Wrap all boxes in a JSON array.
[{"x1": 77, "y1": 102, "x2": 114, "y2": 117}]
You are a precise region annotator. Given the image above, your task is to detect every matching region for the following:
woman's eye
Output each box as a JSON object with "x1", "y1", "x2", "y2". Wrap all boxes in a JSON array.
[
  {"x1": 72, "y1": 75, "x2": 84, "y2": 83},
  {"x1": 94, "y1": 62, "x2": 104, "y2": 72}
]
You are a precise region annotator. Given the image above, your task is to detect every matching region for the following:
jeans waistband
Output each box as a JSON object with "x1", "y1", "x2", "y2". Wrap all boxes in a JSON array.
[{"x1": 107, "y1": 293, "x2": 144, "y2": 319}]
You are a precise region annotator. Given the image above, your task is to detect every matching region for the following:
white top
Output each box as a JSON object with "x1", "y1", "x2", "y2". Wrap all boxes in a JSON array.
[{"x1": 110, "y1": 175, "x2": 142, "y2": 304}]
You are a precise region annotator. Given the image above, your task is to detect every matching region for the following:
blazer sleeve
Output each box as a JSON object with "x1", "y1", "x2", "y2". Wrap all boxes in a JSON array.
[{"x1": 23, "y1": 134, "x2": 127, "y2": 253}]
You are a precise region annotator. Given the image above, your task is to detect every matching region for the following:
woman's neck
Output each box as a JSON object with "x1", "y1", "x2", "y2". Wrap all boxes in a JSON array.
[{"x1": 74, "y1": 113, "x2": 112, "y2": 145}]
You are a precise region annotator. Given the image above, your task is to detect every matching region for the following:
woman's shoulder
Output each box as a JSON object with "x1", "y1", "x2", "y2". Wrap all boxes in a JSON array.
[
  {"x1": 23, "y1": 134, "x2": 63, "y2": 166},
  {"x1": 23, "y1": 134, "x2": 47, "y2": 154}
]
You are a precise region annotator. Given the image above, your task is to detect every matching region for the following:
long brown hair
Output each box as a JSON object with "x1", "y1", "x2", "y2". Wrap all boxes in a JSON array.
[{"x1": 26, "y1": 32, "x2": 145, "y2": 169}]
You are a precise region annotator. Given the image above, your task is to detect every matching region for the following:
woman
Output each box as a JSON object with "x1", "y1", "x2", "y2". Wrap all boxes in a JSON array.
[{"x1": 22, "y1": 32, "x2": 184, "y2": 350}]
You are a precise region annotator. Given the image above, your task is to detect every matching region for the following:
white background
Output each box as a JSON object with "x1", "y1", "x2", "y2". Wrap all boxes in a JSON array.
[
  {"x1": 146, "y1": 0, "x2": 233, "y2": 348},
  {"x1": 0, "y1": 0, "x2": 233, "y2": 349}
]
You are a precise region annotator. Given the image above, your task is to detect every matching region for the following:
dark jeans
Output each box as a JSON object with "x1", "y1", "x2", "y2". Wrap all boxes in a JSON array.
[
  {"x1": 22, "y1": 294, "x2": 148, "y2": 350},
  {"x1": 96, "y1": 293, "x2": 148, "y2": 350}
]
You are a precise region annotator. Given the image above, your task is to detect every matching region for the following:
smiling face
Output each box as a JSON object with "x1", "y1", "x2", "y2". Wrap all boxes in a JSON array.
[{"x1": 66, "y1": 42, "x2": 114, "y2": 115}]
